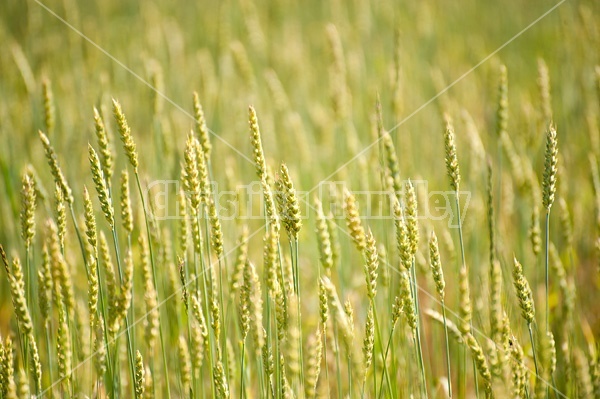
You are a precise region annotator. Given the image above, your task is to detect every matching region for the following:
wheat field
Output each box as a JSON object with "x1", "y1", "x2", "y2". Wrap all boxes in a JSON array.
[{"x1": 0, "y1": 0, "x2": 599, "y2": 398}]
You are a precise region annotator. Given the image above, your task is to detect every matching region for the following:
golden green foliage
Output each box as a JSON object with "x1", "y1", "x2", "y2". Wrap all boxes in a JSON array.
[{"x1": 0, "y1": 2, "x2": 597, "y2": 398}]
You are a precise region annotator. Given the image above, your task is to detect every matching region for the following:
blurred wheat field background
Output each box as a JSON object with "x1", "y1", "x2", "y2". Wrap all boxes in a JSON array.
[{"x1": 0, "y1": 0, "x2": 599, "y2": 398}]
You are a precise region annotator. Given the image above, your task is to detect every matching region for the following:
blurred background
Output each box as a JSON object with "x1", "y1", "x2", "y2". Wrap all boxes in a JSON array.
[{"x1": 0, "y1": 0, "x2": 599, "y2": 396}]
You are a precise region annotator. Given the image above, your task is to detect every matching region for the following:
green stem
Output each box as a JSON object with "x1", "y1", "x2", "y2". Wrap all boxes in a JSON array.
[
  {"x1": 256, "y1": 356, "x2": 265, "y2": 398},
  {"x1": 527, "y1": 323, "x2": 540, "y2": 378},
  {"x1": 193, "y1": 222, "x2": 200, "y2": 295},
  {"x1": 333, "y1": 320, "x2": 343, "y2": 399},
  {"x1": 454, "y1": 193, "x2": 466, "y2": 272},
  {"x1": 321, "y1": 322, "x2": 330, "y2": 398},
  {"x1": 134, "y1": 172, "x2": 171, "y2": 399},
  {"x1": 473, "y1": 360, "x2": 480, "y2": 398},
  {"x1": 44, "y1": 321, "x2": 54, "y2": 388},
  {"x1": 196, "y1": 214, "x2": 217, "y2": 399},
  {"x1": 291, "y1": 238, "x2": 305, "y2": 393},
  {"x1": 415, "y1": 327, "x2": 427, "y2": 399},
  {"x1": 442, "y1": 303, "x2": 453, "y2": 398},
  {"x1": 544, "y1": 210, "x2": 550, "y2": 334},
  {"x1": 110, "y1": 228, "x2": 136, "y2": 398},
  {"x1": 95, "y1": 257, "x2": 114, "y2": 398},
  {"x1": 26, "y1": 245, "x2": 35, "y2": 340},
  {"x1": 454, "y1": 192, "x2": 477, "y2": 399},
  {"x1": 348, "y1": 350, "x2": 353, "y2": 399},
  {"x1": 371, "y1": 299, "x2": 391, "y2": 397},
  {"x1": 67, "y1": 204, "x2": 88, "y2": 390},
  {"x1": 182, "y1": 256, "x2": 199, "y2": 399},
  {"x1": 217, "y1": 257, "x2": 228, "y2": 382},
  {"x1": 68, "y1": 205, "x2": 90, "y2": 276},
  {"x1": 89, "y1": 327, "x2": 93, "y2": 397},
  {"x1": 112, "y1": 230, "x2": 135, "y2": 396},
  {"x1": 376, "y1": 323, "x2": 396, "y2": 399},
  {"x1": 461, "y1": 339, "x2": 466, "y2": 399},
  {"x1": 240, "y1": 339, "x2": 246, "y2": 399},
  {"x1": 276, "y1": 241, "x2": 289, "y2": 330},
  {"x1": 127, "y1": 233, "x2": 135, "y2": 366},
  {"x1": 264, "y1": 287, "x2": 273, "y2": 394},
  {"x1": 275, "y1": 328, "x2": 281, "y2": 399},
  {"x1": 410, "y1": 262, "x2": 427, "y2": 399},
  {"x1": 391, "y1": 320, "x2": 399, "y2": 397}
]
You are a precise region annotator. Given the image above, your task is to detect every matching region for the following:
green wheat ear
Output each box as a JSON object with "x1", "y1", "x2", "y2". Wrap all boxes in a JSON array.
[
  {"x1": 537, "y1": 58, "x2": 552, "y2": 123},
  {"x1": 362, "y1": 229, "x2": 379, "y2": 300},
  {"x1": 465, "y1": 333, "x2": 493, "y2": 396},
  {"x1": 429, "y1": 230, "x2": 445, "y2": 301},
  {"x1": 87, "y1": 253, "x2": 98, "y2": 329},
  {"x1": 405, "y1": 180, "x2": 419, "y2": 257},
  {"x1": 8, "y1": 257, "x2": 33, "y2": 335},
  {"x1": 314, "y1": 197, "x2": 333, "y2": 274},
  {"x1": 55, "y1": 183, "x2": 66, "y2": 249},
  {"x1": 512, "y1": 256, "x2": 535, "y2": 324},
  {"x1": 361, "y1": 303, "x2": 375, "y2": 383},
  {"x1": 496, "y1": 64, "x2": 508, "y2": 138},
  {"x1": 399, "y1": 270, "x2": 416, "y2": 331},
  {"x1": 542, "y1": 124, "x2": 558, "y2": 211},
  {"x1": 120, "y1": 170, "x2": 134, "y2": 234},
  {"x1": 529, "y1": 205, "x2": 541, "y2": 256},
  {"x1": 376, "y1": 95, "x2": 401, "y2": 194},
  {"x1": 275, "y1": 163, "x2": 302, "y2": 240},
  {"x1": 83, "y1": 186, "x2": 98, "y2": 255},
  {"x1": 458, "y1": 265, "x2": 472, "y2": 335},
  {"x1": 305, "y1": 327, "x2": 323, "y2": 399},
  {"x1": 57, "y1": 306, "x2": 72, "y2": 390},
  {"x1": 42, "y1": 78, "x2": 55, "y2": 136},
  {"x1": 392, "y1": 195, "x2": 411, "y2": 271},
  {"x1": 20, "y1": 168, "x2": 36, "y2": 248},
  {"x1": 184, "y1": 131, "x2": 201, "y2": 212},
  {"x1": 192, "y1": 91, "x2": 212, "y2": 159}
]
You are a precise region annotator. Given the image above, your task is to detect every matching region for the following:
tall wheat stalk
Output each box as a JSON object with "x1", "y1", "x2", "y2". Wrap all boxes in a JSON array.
[
  {"x1": 113, "y1": 99, "x2": 172, "y2": 399},
  {"x1": 542, "y1": 124, "x2": 558, "y2": 335}
]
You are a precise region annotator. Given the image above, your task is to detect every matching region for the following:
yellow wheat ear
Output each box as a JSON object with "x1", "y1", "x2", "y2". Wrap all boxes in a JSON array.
[
  {"x1": 42, "y1": 78, "x2": 55, "y2": 135},
  {"x1": 112, "y1": 99, "x2": 139, "y2": 172},
  {"x1": 83, "y1": 186, "x2": 98, "y2": 255},
  {"x1": 20, "y1": 168, "x2": 36, "y2": 248},
  {"x1": 361, "y1": 303, "x2": 375, "y2": 384},
  {"x1": 88, "y1": 144, "x2": 114, "y2": 228},
  {"x1": 248, "y1": 105, "x2": 267, "y2": 182},
  {"x1": 39, "y1": 130, "x2": 73, "y2": 204},
  {"x1": 120, "y1": 170, "x2": 133, "y2": 234},
  {"x1": 443, "y1": 113, "x2": 461, "y2": 192},
  {"x1": 405, "y1": 180, "x2": 419, "y2": 257},
  {"x1": 192, "y1": 92, "x2": 212, "y2": 159},
  {"x1": 93, "y1": 106, "x2": 114, "y2": 180},
  {"x1": 134, "y1": 350, "x2": 145, "y2": 399},
  {"x1": 343, "y1": 188, "x2": 366, "y2": 252},
  {"x1": 429, "y1": 230, "x2": 445, "y2": 301},
  {"x1": 363, "y1": 229, "x2": 379, "y2": 300}
]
